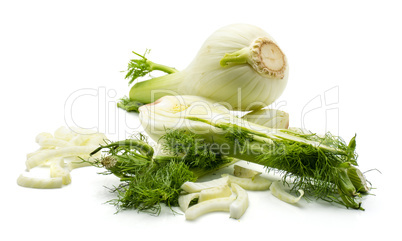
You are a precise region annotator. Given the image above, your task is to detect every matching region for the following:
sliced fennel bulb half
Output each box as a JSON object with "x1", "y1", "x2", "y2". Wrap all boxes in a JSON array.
[
  {"x1": 126, "y1": 24, "x2": 289, "y2": 111},
  {"x1": 138, "y1": 95, "x2": 368, "y2": 210}
]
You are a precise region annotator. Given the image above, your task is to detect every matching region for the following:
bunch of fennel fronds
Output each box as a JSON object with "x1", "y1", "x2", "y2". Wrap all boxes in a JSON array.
[{"x1": 89, "y1": 133, "x2": 237, "y2": 214}]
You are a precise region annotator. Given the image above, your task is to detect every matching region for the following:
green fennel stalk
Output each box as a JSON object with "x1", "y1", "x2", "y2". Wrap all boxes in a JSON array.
[
  {"x1": 118, "y1": 50, "x2": 178, "y2": 112},
  {"x1": 162, "y1": 126, "x2": 365, "y2": 210},
  {"x1": 124, "y1": 50, "x2": 178, "y2": 85}
]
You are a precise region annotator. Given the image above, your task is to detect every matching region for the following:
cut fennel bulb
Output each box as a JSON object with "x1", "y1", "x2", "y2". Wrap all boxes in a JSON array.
[
  {"x1": 270, "y1": 181, "x2": 304, "y2": 204},
  {"x1": 198, "y1": 185, "x2": 232, "y2": 203},
  {"x1": 138, "y1": 95, "x2": 368, "y2": 210},
  {"x1": 127, "y1": 24, "x2": 289, "y2": 111},
  {"x1": 223, "y1": 174, "x2": 272, "y2": 191},
  {"x1": 181, "y1": 176, "x2": 229, "y2": 193},
  {"x1": 185, "y1": 196, "x2": 236, "y2": 220},
  {"x1": 230, "y1": 183, "x2": 249, "y2": 219}
]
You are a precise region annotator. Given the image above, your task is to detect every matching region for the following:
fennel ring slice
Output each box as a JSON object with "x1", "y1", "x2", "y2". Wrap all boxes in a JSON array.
[{"x1": 250, "y1": 37, "x2": 287, "y2": 79}]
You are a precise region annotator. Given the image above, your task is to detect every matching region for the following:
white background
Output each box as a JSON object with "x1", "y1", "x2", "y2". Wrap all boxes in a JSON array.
[{"x1": 1, "y1": 0, "x2": 401, "y2": 240}]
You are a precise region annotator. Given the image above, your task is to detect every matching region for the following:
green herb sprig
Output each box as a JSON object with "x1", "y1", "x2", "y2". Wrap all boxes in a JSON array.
[{"x1": 89, "y1": 133, "x2": 235, "y2": 214}]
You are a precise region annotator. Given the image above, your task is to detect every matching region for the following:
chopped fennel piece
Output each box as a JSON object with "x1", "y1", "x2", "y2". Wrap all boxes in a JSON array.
[
  {"x1": 181, "y1": 176, "x2": 229, "y2": 193},
  {"x1": 26, "y1": 148, "x2": 53, "y2": 160},
  {"x1": 233, "y1": 165, "x2": 262, "y2": 179},
  {"x1": 198, "y1": 185, "x2": 232, "y2": 203},
  {"x1": 50, "y1": 158, "x2": 71, "y2": 185},
  {"x1": 17, "y1": 174, "x2": 63, "y2": 189},
  {"x1": 25, "y1": 145, "x2": 98, "y2": 170},
  {"x1": 54, "y1": 126, "x2": 76, "y2": 141},
  {"x1": 223, "y1": 174, "x2": 272, "y2": 191},
  {"x1": 83, "y1": 133, "x2": 107, "y2": 146},
  {"x1": 270, "y1": 181, "x2": 304, "y2": 204},
  {"x1": 54, "y1": 126, "x2": 100, "y2": 141},
  {"x1": 67, "y1": 156, "x2": 97, "y2": 169},
  {"x1": 69, "y1": 133, "x2": 106, "y2": 146},
  {"x1": 230, "y1": 183, "x2": 249, "y2": 219},
  {"x1": 36, "y1": 132, "x2": 73, "y2": 148},
  {"x1": 69, "y1": 134, "x2": 92, "y2": 146},
  {"x1": 39, "y1": 138, "x2": 73, "y2": 148},
  {"x1": 185, "y1": 195, "x2": 236, "y2": 220},
  {"x1": 178, "y1": 193, "x2": 200, "y2": 212},
  {"x1": 35, "y1": 132, "x2": 53, "y2": 143}
]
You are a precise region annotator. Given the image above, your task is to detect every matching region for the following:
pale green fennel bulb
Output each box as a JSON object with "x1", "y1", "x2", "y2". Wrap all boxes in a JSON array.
[{"x1": 127, "y1": 24, "x2": 289, "y2": 111}]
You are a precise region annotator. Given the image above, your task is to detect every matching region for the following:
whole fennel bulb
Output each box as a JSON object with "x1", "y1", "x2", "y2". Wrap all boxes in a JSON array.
[{"x1": 127, "y1": 24, "x2": 289, "y2": 111}]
